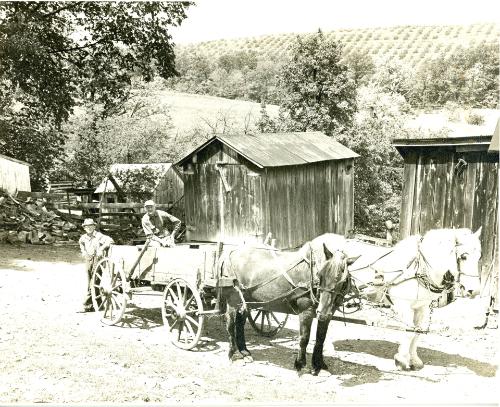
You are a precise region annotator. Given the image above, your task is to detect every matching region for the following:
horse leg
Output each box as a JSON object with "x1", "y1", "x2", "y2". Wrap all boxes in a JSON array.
[
  {"x1": 235, "y1": 308, "x2": 253, "y2": 362},
  {"x1": 393, "y1": 302, "x2": 414, "y2": 371},
  {"x1": 225, "y1": 303, "x2": 244, "y2": 362},
  {"x1": 408, "y1": 305, "x2": 428, "y2": 370},
  {"x1": 294, "y1": 298, "x2": 315, "y2": 372},
  {"x1": 311, "y1": 317, "x2": 330, "y2": 376}
]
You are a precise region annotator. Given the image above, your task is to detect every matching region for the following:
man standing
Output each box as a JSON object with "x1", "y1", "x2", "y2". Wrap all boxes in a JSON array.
[
  {"x1": 78, "y1": 218, "x2": 114, "y2": 313},
  {"x1": 141, "y1": 200, "x2": 181, "y2": 247}
]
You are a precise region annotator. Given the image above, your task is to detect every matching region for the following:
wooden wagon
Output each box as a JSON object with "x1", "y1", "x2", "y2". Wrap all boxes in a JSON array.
[{"x1": 90, "y1": 239, "x2": 289, "y2": 350}]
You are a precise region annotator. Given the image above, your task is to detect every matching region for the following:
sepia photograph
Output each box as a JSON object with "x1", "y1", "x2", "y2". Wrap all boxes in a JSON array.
[{"x1": 0, "y1": 0, "x2": 498, "y2": 404}]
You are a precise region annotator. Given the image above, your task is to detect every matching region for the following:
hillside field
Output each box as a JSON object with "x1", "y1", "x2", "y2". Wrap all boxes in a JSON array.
[{"x1": 177, "y1": 22, "x2": 499, "y2": 67}]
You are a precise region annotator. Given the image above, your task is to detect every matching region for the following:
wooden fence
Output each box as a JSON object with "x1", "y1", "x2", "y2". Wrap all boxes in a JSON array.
[{"x1": 16, "y1": 191, "x2": 185, "y2": 243}]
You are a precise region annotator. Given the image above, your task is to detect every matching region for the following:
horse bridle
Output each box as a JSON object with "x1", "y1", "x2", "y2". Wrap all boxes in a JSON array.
[{"x1": 415, "y1": 240, "x2": 479, "y2": 294}]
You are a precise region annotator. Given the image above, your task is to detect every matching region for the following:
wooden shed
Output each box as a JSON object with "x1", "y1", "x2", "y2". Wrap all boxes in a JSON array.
[
  {"x1": 94, "y1": 163, "x2": 184, "y2": 206},
  {"x1": 176, "y1": 132, "x2": 359, "y2": 249},
  {"x1": 0, "y1": 153, "x2": 31, "y2": 194},
  {"x1": 393, "y1": 133, "x2": 498, "y2": 284}
]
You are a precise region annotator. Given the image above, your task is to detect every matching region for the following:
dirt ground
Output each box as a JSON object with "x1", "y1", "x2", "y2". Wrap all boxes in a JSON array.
[{"x1": 0, "y1": 243, "x2": 498, "y2": 405}]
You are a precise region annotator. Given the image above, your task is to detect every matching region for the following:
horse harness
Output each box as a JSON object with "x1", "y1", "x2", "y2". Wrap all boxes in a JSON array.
[
  {"x1": 222, "y1": 244, "x2": 346, "y2": 309},
  {"x1": 358, "y1": 236, "x2": 478, "y2": 298}
]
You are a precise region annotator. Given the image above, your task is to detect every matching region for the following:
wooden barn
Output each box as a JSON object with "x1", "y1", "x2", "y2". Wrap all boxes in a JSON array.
[
  {"x1": 94, "y1": 163, "x2": 184, "y2": 206},
  {"x1": 0, "y1": 153, "x2": 31, "y2": 194},
  {"x1": 176, "y1": 132, "x2": 359, "y2": 249},
  {"x1": 393, "y1": 130, "x2": 499, "y2": 286}
]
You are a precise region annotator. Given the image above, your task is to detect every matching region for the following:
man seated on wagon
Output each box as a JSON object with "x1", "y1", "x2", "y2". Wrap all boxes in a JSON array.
[{"x1": 141, "y1": 199, "x2": 182, "y2": 247}]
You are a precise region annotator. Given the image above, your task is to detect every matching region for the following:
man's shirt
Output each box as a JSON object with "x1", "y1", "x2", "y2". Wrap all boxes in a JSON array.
[
  {"x1": 142, "y1": 210, "x2": 181, "y2": 238},
  {"x1": 79, "y1": 231, "x2": 114, "y2": 258}
]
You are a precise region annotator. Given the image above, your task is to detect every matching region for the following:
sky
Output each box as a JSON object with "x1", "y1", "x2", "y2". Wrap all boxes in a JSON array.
[{"x1": 171, "y1": 0, "x2": 500, "y2": 44}]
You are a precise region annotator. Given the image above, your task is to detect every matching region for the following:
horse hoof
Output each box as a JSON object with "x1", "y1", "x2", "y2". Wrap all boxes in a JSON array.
[
  {"x1": 243, "y1": 355, "x2": 254, "y2": 363},
  {"x1": 394, "y1": 356, "x2": 410, "y2": 371},
  {"x1": 311, "y1": 368, "x2": 320, "y2": 376},
  {"x1": 230, "y1": 353, "x2": 244, "y2": 363},
  {"x1": 409, "y1": 361, "x2": 424, "y2": 371},
  {"x1": 294, "y1": 360, "x2": 305, "y2": 372}
]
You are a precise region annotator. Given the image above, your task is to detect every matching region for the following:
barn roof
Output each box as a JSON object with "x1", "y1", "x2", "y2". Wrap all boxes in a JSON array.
[
  {"x1": 392, "y1": 135, "x2": 494, "y2": 156},
  {"x1": 0, "y1": 153, "x2": 30, "y2": 166},
  {"x1": 176, "y1": 132, "x2": 359, "y2": 168},
  {"x1": 94, "y1": 163, "x2": 173, "y2": 194}
]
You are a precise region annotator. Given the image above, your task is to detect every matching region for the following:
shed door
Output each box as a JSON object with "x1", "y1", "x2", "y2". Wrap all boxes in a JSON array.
[{"x1": 217, "y1": 164, "x2": 264, "y2": 244}]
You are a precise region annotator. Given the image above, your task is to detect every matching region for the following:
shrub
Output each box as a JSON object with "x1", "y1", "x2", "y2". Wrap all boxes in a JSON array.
[{"x1": 466, "y1": 111, "x2": 485, "y2": 125}]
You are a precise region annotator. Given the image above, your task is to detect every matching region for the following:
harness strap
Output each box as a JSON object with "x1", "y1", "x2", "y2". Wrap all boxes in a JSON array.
[{"x1": 236, "y1": 257, "x2": 307, "y2": 292}]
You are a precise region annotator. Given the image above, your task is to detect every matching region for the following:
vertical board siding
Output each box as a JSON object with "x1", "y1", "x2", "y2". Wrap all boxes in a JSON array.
[
  {"x1": 153, "y1": 170, "x2": 184, "y2": 205},
  {"x1": 184, "y1": 143, "x2": 354, "y2": 249},
  {"x1": 0, "y1": 157, "x2": 31, "y2": 193},
  {"x1": 399, "y1": 147, "x2": 498, "y2": 294},
  {"x1": 265, "y1": 161, "x2": 353, "y2": 249}
]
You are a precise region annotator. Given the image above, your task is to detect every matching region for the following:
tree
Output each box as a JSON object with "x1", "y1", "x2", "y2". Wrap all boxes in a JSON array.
[
  {"x1": 412, "y1": 44, "x2": 499, "y2": 108},
  {"x1": 336, "y1": 85, "x2": 419, "y2": 237},
  {"x1": 53, "y1": 79, "x2": 184, "y2": 186},
  {"x1": 371, "y1": 57, "x2": 415, "y2": 101},
  {"x1": 0, "y1": 1, "x2": 190, "y2": 188},
  {"x1": 275, "y1": 31, "x2": 357, "y2": 136},
  {"x1": 342, "y1": 50, "x2": 375, "y2": 87}
]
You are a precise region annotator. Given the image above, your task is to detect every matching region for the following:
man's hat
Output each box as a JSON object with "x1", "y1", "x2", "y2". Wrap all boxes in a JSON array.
[
  {"x1": 144, "y1": 200, "x2": 156, "y2": 207},
  {"x1": 82, "y1": 218, "x2": 96, "y2": 227}
]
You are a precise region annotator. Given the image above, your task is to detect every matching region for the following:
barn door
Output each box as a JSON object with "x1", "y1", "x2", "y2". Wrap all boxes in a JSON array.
[{"x1": 216, "y1": 164, "x2": 263, "y2": 244}]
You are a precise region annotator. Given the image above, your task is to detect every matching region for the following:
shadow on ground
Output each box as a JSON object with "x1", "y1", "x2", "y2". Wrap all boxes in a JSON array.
[{"x1": 334, "y1": 339, "x2": 497, "y2": 377}]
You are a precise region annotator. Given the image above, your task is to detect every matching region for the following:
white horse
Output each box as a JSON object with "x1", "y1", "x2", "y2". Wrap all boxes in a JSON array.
[{"x1": 301, "y1": 227, "x2": 482, "y2": 371}]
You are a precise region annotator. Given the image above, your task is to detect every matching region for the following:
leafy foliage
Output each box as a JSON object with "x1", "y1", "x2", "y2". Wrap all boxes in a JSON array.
[
  {"x1": 113, "y1": 167, "x2": 164, "y2": 203},
  {"x1": 412, "y1": 44, "x2": 499, "y2": 108},
  {"x1": 336, "y1": 86, "x2": 414, "y2": 236},
  {"x1": 0, "y1": 1, "x2": 190, "y2": 188},
  {"x1": 52, "y1": 80, "x2": 188, "y2": 187},
  {"x1": 274, "y1": 31, "x2": 357, "y2": 135},
  {"x1": 172, "y1": 23, "x2": 499, "y2": 109}
]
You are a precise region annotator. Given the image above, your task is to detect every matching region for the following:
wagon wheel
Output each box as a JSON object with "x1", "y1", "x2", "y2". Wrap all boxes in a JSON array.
[
  {"x1": 91, "y1": 258, "x2": 128, "y2": 326},
  {"x1": 162, "y1": 278, "x2": 204, "y2": 350},
  {"x1": 248, "y1": 309, "x2": 289, "y2": 337}
]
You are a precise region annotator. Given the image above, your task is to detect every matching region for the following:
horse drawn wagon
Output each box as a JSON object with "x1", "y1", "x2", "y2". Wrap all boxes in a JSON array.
[
  {"x1": 91, "y1": 227, "x2": 482, "y2": 372},
  {"x1": 90, "y1": 238, "x2": 288, "y2": 350}
]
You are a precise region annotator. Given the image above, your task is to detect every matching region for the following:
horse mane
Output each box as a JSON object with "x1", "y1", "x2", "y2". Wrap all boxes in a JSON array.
[{"x1": 297, "y1": 233, "x2": 347, "y2": 265}]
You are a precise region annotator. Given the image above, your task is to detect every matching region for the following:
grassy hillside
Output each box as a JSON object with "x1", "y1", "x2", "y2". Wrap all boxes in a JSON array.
[
  {"x1": 155, "y1": 89, "x2": 279, "y2": 134},
  {"x1": 177, "y1": 22, "x2": 499, "y2": 67}
]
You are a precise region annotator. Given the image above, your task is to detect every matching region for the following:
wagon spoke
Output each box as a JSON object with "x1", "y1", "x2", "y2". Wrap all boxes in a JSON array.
[
  {"x1": 177, "y1": 321, "x2": 185, "y2": 341},
  {"x1": 184, "y1": 294, "x2": 195, "y2": 309},
  {"x1": 251, "y1": 310, "x2": 262, "y2": 324},
  {"x1": 265, "y1": 311, "x2": 272, "y2": 328},
  {"x1": 175, "y1": 282, "x2": 183, "y2": 303},
  {"x1": 185, "y1": 315, "x2": 200, "y2": 328},
  {"x1": 103, "y1": 297, "x2": 110, "y2": 317},
  {"x1": 182, "y1": 284, "x2": 187, "y2": 302},
  {"x1": 271, "y1": 312, "x2": 281, "y2": 324},
  {"x1": 98, "y1": 297, "x2": 107, "y2": 311},
  {"x1": 184, "y1": 319, "x2": 195, "y2": 339},
  {"x1": 167, "y1": 287, "x2": 179, "y2": 304},
  {"x1": 169, "y1": 318, "x2": 180, "y2": 332},
  {"x1": 260, "y1": 312, "x2": 265, "y2": 331}
]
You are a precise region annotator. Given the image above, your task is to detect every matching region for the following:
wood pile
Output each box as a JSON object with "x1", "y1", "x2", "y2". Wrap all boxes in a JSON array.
[{"x1": 0, "y1": 190, "x2": 80, "y2": 245}]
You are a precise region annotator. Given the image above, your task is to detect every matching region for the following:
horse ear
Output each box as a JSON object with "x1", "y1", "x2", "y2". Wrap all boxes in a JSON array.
[
  {"x1": 474, "y1": 226, "x2": 482, "y2": 239},
  {"x1": 323, "y1": 243, "x2": 333, "y2": 260}
]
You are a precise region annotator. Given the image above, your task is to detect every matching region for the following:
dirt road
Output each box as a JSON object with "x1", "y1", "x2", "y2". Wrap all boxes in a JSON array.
[{"x1": 0, "y1": 243, "x2": 497, "y2": 404}]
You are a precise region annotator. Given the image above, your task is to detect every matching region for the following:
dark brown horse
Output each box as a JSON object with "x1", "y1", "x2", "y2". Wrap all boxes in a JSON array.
[{"x1": 219, "y1": 240, "x2": 351, "y2": 375}]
